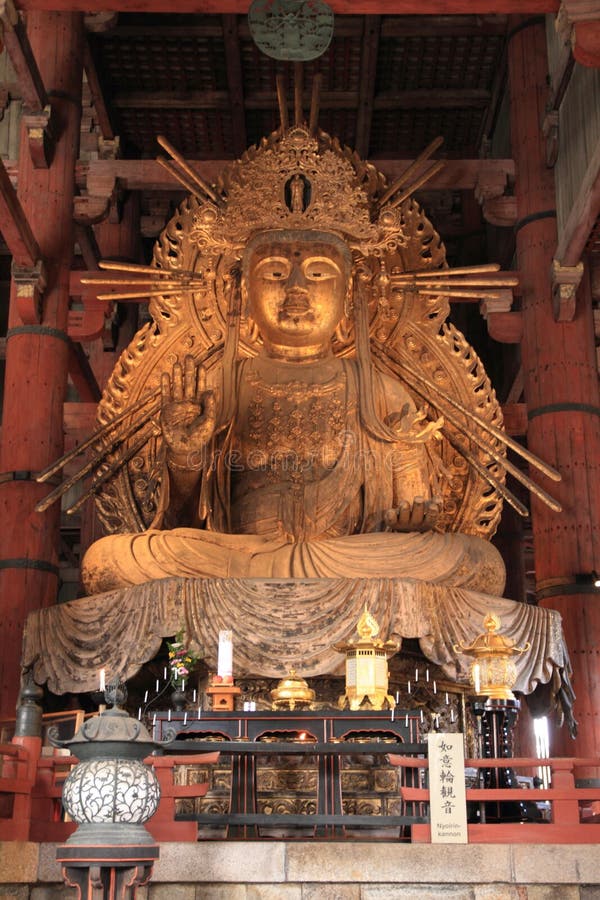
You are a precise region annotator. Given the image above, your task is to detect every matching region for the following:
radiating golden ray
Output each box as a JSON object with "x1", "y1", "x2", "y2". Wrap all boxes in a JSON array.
[
  {"x1": 35, "y1": 391, "x2": 161, "y2": 484},
  {"x1": 98, "y1": 261, "x2": 203, "y2": 280},
  {"x1": 387, "y1": 160, "x2": 446, "y2": 209},
  {"x1": 96, "y1": 289, "x2": 192, "y2": 301},
  {"x1": 156, "y1": 134, "x2": 220, "y2": 204},
  {"x1": 379, "y1": 135, "x2": 444, "y2": 207},
  {"x1": 157, "y1": 155, "x2": 210, "y2": 201}
]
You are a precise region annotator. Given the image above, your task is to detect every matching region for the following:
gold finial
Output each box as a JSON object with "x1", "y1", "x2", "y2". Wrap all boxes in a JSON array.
[{"x1": 357, "y1": 606, "x2": 380, "y2": 641}]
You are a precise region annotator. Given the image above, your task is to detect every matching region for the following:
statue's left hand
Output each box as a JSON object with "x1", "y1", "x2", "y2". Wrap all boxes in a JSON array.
[{"x1": 384, "y1": 497, "x2": 442, "y2": 532}]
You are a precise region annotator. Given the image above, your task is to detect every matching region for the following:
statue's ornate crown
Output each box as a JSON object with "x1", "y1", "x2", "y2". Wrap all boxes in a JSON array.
[{"x1": 189, "y1": 126, "x2": 407, "y2": 258}]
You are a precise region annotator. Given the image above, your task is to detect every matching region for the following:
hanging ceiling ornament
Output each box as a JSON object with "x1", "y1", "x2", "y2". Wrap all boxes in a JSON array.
[{"x1": 248, "y1": 0, "x2": 334, "y2": 61}]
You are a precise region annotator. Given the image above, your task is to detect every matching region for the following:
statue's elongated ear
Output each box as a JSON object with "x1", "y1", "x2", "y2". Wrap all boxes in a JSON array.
[
  {"x1": 243, "y1": 315, "x2": 261, "y2": 345},
  {"x1": 334, "y1": 315, "x2": 352, "y2": 345}
]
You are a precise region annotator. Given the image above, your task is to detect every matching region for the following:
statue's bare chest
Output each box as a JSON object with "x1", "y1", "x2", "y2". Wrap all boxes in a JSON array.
[{"x1": 234, "y1": 361, "x2": 348, "y2": 482}]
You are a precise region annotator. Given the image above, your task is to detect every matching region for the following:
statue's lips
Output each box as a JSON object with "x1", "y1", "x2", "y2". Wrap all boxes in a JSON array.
[{"x1": 279, "y1": 290, "x2": 313, "y2": 318}]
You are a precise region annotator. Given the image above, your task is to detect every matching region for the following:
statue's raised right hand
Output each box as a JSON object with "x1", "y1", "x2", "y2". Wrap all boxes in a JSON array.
[{"x1": 161, "y1": 355, "x2": 216, "y2": 465}]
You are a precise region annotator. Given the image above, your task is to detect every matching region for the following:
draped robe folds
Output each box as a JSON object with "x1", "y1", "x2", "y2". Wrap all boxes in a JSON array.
[{"x1": 81, "y1": 357, "x2": 506, "y2": 596}]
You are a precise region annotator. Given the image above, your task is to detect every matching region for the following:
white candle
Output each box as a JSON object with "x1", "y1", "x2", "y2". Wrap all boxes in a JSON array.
[
  {"x1": 183, "y1": 712, "x2": 188, "y2": 725},
  {"x1": 426, "y1": 668, "x2": 430, "y2": 682},
  {"x1": 164, "y1": 667, "x2": 168, "y2": 680},
  {"x1": 407, "y1": 680, "x2": 411, "y2": 694},
  {"x1": 197, "y1": 707, "x2": 202, "y2": 719},
  {"x1": 192, "y1": 689, "x2": 197, "y2": 703},
  {"x1": 445, "y1": 692, "x2": 449, "y2": 705},
  {"x1": 181, "y1": 679, "x2": 185, "y2": 692},
  {"x1": 137, "y1": 707, "x2": 142, "y2": 720},
  {"x1": 152, "y1": 713, "x2": 157, "y2": 725},
  {"x1": 450, "y1": 709, "x2": 455, "y2": 723},
  {"x1": 218, "y1": 630, "x2": 233, "y2": 679},
  {"x1": 420, "y1": 709, "x2": 424, "y2": 722},
  {"x1": 405, "y1": 714, "x2": 409, "y2": 726},
  {"x1": 395, "y1": 691, "x2": 399, "y2": 704},
  {"x1": 156, "y1": 679, "x2": 160, "y2": 693},
  {"x1": 144, "y1": 690, "x2": 149, "y2": 703},
  {"x1": 391, "y1": 707, "x2": 395, "y2": 722},
  {"x1": 433, "y1": 680, "x2": 437, "y2": 694},
  {"x1": 415, "y1": 668, "x2": 419, "y2": 681},
  {"x1": 473, "y1": 662, "x2": 481, "y2": 694},
  {"x1": 168, "y1": 709, "x2": 171, "y2": 721},
  {"x1": 99, "y1": 669, "x2": 106, "y2": 692}
]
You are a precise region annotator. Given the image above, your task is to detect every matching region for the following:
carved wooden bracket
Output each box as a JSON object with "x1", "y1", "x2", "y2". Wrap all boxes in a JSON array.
[
  {"x1": 542, "y1": 109, "x2": 560, "y2": 169},
  {"x1": 474, "y1": 168, "x2": 515, "y2": 227},
  {"x1": 67, "y1": 296, "x2": 115, "y2": 343},
  {"x1": 11, "y1": 258, "x2": 47, "y2": 324},
  {"x1": 561, "y1": 1, "x2": 600, "y2": 67},
  {"x1": 474, "y1": 168, "x2": 508, "y2": 203},
  {"x1": 551, "y1": 258, "x2": 584, "y2": 322},
  {"x1": 74, "y1": 172, "x2": 123, "y2": 226},
  {"x1": 479, "y1": 290, "x2": 522, "y2": 343},
  {"x1": 22, "y1": 105, "x2": 55, "y2": 169},
  {"x1": 480, "y1": 195, "x2": 517, "y2": 228}
]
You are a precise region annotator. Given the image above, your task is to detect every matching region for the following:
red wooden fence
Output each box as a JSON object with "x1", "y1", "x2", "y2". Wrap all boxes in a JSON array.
[{"x1": 2, "y1": 736, "x2": 600, "y2": 843}]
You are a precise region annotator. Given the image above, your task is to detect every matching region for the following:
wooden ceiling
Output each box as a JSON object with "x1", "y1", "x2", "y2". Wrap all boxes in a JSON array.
[{"x1": 86, "y1": 13, "x2": 509, "y2": 161}]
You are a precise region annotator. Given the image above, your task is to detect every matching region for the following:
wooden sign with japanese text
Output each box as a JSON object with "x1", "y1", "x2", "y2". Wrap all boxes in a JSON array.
[{"x1": 427, "y1": 732, "x2": 468, "y2": 843}]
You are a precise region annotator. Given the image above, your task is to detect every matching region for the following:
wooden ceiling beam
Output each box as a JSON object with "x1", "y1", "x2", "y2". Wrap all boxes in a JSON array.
[
  {"x1": 95, "y1": 15, "x2": 510, "y2": 40},
  {"x1": 83, "y1": 38, "x2": 115, "y2": 141},
  {"x1": 0, "y1": 157, "x2": 514, "y2": 193},
  {"x1": 70, "y1": 157, "x2": 516, "y2": 193},
  {"x1": 1, "y1": 0, "x2": 47, "y2": 111},
  {"x1": 14, "y1": 1, "x2": 559, "y2": 14},
  {"x1": 222, "y1": 13, "x2": 247, "y2": 157},
  {"x1": 0, "y1": 156, "x2": 41, "y2": 266},
  {"x1": 355, "y1": 15, "x2": 381, "y2": 159},
  {"x1": 112, "y1": 88, "x2": 491, "y2": 111}
]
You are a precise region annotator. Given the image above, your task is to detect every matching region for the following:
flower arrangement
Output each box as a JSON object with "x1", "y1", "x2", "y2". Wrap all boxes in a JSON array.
[{"x1": 167, "y1": 628, "x2": 203, "y2": 690}]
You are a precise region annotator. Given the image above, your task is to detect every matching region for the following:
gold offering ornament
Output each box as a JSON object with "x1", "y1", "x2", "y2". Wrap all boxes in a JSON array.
[
  {"x1": 454, "y1": 613, "x2": 531, "y2": 701},
  {"x1": 270, "y1": 668, "x2": 316, "y2": 710},
  {"x1": 334, "y1": 608, "x2": 399, "y2": 711}
]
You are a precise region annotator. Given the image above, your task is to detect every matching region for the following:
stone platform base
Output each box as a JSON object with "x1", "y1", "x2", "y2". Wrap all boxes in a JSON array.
[{"x1": 2, "y1": 842, "x2": 600, "y2": 899}]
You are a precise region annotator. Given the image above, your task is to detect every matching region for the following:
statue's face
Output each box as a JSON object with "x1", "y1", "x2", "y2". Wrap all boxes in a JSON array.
[{"x1": 244, "y1": 233, "x2": 350, "y2": 355}]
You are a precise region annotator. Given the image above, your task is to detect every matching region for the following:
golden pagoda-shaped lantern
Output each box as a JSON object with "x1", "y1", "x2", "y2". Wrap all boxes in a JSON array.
[
  {"x1": 454, "y1": 613, "x2": 530, "y2": 701},
  {"x1": 334, "y1": 608, "x2": 399, "y2": 710}
]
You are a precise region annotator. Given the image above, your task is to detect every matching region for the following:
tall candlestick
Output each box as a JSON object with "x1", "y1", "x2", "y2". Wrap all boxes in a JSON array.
[
  {"x1": 99, "y1": 668, "x2": 106, "y2": 692},
  {"x1": 218, "y1": 630, "x2": 233, "y2": 679},
  {"x1": 473, "y1": 662, "x2": 481, "y2": 695}
]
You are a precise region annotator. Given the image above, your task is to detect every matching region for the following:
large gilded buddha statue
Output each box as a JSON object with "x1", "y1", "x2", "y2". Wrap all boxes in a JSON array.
[
  {"x1": 76, "y1": 122, "x2": 526, "y2": 598},
  {"x1": 29, "y1": 117, "x2": 573, "y2": 720}
]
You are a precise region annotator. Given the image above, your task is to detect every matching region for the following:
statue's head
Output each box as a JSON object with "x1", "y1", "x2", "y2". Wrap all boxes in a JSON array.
[{"x1": 241, "y1": 229, "x2": 352, "y2": 358}]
